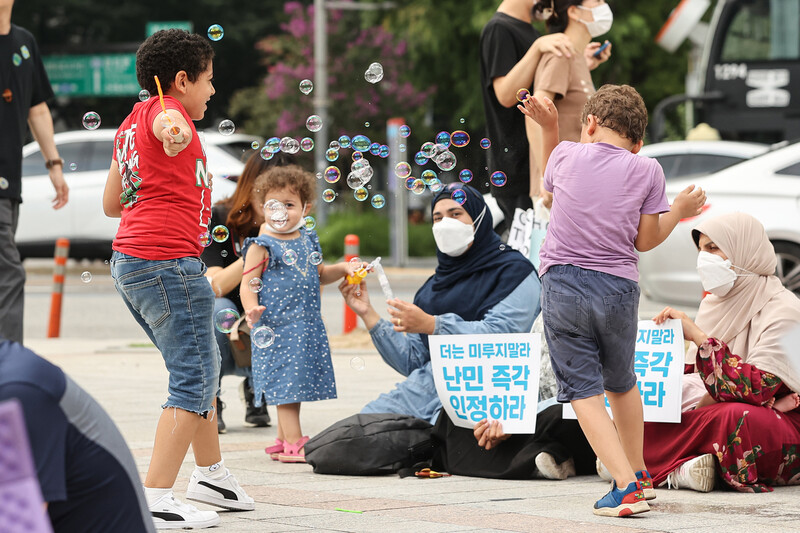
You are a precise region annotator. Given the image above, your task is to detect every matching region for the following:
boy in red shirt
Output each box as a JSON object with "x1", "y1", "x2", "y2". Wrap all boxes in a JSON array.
[{"x1": 103, "y1": 29, "x2": 254, "y2": 529}]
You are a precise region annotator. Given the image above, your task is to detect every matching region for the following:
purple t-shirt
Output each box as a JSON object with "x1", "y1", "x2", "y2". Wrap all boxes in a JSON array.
[{"x1": 540, "y1": 141, "x2": 670, "y2": 281}]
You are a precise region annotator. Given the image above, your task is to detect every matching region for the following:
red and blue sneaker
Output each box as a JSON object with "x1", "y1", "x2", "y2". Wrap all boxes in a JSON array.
[
  {"x1": 636, "y1": 469, "x2": 656, "y2": 500},
  {"x1": 593, "y1": 480, "x2": 650, "y2": 517}
]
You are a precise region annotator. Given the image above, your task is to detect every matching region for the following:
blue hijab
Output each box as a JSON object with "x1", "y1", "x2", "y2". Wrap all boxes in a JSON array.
[{"x1": 413, "y1": 183, "x2": 535, "y2": 328}]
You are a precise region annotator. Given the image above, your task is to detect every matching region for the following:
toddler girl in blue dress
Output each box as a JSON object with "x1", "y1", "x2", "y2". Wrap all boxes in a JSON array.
[{"x1": 240, "y1": 165, "x2": 356, "y2": 463}]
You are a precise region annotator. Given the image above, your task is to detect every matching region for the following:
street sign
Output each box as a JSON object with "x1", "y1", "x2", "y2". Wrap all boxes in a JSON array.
[
  {"x1": 146, "y1": 21, "x2": 193, "y2": 37},
  {"x1": 43, "y1": 54, "x2": 139, "y2": 97}
]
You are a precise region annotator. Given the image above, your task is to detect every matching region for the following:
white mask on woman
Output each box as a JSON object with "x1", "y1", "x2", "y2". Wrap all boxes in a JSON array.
[
  {"x1": 696, "y1": 251, "x2": 757, "y2": 297},
  {"x1": 577, "y1": 3, "x2": 613, "y2": 38},
  {"x1": 432, "y1": 207, "x2": 486, "y2": 257}
]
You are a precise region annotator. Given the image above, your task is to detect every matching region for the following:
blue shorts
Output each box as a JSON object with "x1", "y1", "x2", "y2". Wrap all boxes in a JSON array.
[
  {"x1": 111, "y1": 251, "x2": 221, "y2": 415},
  {"x1": 541, "y1": 264, "x2": 639, "y2": 402}
]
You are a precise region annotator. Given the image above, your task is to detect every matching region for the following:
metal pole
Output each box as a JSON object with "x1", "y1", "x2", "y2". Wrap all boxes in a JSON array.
[
  {"x1": 387, "y1": 117, "x2": 407, "y2": 266},
  {"x1": 314, "y1": 0, "x2": 329, "y2": 227}
]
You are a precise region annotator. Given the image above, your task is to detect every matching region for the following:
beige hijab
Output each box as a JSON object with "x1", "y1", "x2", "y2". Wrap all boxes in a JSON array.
[{"x1": 685, "y1": 212, "x2": 800, "y2": 394}]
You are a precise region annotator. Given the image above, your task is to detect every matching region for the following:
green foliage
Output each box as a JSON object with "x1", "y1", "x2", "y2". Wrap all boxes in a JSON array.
[{"x1": 317, "y1": 211, "x2": 435, "y2": 259}]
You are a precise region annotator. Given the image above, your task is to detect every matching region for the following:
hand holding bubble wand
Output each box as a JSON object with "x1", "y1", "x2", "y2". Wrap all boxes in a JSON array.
[
  {"x1": 346, "y1": 256, "x2": 394, "y2": 301},
  {"x1": 153, "y1": 75, "x2": 185, "y2": 143}
]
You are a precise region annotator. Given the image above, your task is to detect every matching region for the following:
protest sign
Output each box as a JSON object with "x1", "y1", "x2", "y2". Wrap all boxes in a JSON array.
[
  {"x1": 563, "y1": 319, "x2": 684, "y2": 423},
  {"x1": 429, "y1": 333, "x2": 541, "y2": 433}
]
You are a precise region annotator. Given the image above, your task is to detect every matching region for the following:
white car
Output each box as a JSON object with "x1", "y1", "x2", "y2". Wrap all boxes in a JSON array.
[
  {"x1": 17, "y1": 129, "x2": 241, "y2": 259},
  {"x1": 639, "y1": 140, "x2": 800, "y2": 306},
  {"x1": 638, "y1": 140, "x2": 769, "y2": 180}
]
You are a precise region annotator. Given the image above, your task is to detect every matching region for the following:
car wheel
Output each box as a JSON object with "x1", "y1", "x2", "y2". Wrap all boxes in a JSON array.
[{"x1": 773, "y1": 241, "x2": 800, "y2": 296}]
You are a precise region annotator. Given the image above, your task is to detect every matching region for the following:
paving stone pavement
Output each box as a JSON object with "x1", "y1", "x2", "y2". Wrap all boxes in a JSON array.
[{"x1": 26, "y1": 338, "x2": 800, "y2": 533}]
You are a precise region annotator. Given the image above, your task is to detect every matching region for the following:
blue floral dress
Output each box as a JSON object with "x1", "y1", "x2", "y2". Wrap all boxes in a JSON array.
[{"x1": 242, "y1": 229, "x2": 336, "y2": 406}]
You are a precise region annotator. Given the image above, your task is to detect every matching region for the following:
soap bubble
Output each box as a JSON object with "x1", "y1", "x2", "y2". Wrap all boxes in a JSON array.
[
  {"x1": 371, "y1": 194, "x2": 386, "y2": 209},
  {"x1": 309, "y1": 251, "x2": 323, "y2": 265},
  {"x1": 12, "y1": 53, "x2": 21, "y2": 66},
  {"x1": 434, "y1": 151, "x2": 457, "y2": 172},
  {"x1": 338, "y1": 135, "x2": 352, "y2": 149},
  {"x1": 354, "y1": 187, "x2": 369, "y2": 202},
  {"x1": 207, "y1": 24, "x2": 224, "y2": 41},
  {"x1": 435, "y1": 131, "x2": 451, "y2": 147},
  {"x1": 322, "y1": 189, "x2": 336, "y2": 203},
  {"x1": 82, "y1": 111, "x2": 101, "y2": 130},
  {"x1": 198, "y1": 232, "x2": 212, "y2": 247},
  {"x1": 306, "y1": 115, "x2": 322, "y2": 132},
  {"x1": 352, "y1": 151, "x2": 364, "y2": 162},
  {"x1": 459, "y1": 169, "x2": 473, "y2": 183},
  {"x1": 349, "y1": 256, "x2": 362, "y2": 267},
  {"x1": 265, "y1": 137, "x2": 281, "y2": 153},
  {"x1": 350, "y1": 356, "x2": 365, "y2": 370},
  {"x1": 351, "y1": 135, "x2": 371, "y2": 152},
  {"x1": 421, "y1": 142, "x2": 436, "y2": 158},
  {"x1": 404, "y1": 177, "x2": 417, "y2": 190},
  {"x1": 414, "y1": 151, "x2": 427, "y2": 165},
  {"x1": 221, "y1": 250, "x2": 228, "y2": 258},
  {"x1": 251, "y1": 141, "x2": 260, "y2": 150},
  {"x1": 260, "y1": 147, "x2": 274, "y2": 161},
  {"x1": 480, "y1": 138, "x2": 492, "y2": 149},
  {"x1": 324, "y1": 166, "x2": 341, "y2": 183},
  {"x1": 283, "y1": 249, "x2": 298, "y2": 266},
  {"x1": 421, "y1": 169, "x2": 438, "y2": 185},
  {"x1": 490, "y1": 171, "x2": 508, "y2": 187},
  {"x1": 303, "y1": 216, "x2": 316, "y2": 231},
  {"x1": 364, "y1": 122, "x2": 370, "y2": 128},
  {"x1": 300, "y1": 137, "x2": 314, "y2": 152},
  {"x1": 69, "y1": 163, "x2": 78, "y2": 171},
  {"x1": 429, "y1": 179, "x2": 444, "y2": 193},
  {"x1": 279, "y1": 136, "x2": 300, "y2": 154},
  {"x1": 218, "y1": 119, "x2": 235, "y2": 136},
  {"x1": 325, "y1": 148, "x2": 339, "y2": 162},
  {"x1": 0, "y1": 178, "x2": 9, "y2": 190},
  {"x1": 212, "y1": 225, "x2": 229, "y2": 243},
  {"x1": 80, "y1": 271, "x2": 92, "y2": 283},
  {"x1": 516, "y1": 88, "x2": 530, "y2": 102},
  {"x1": 138, "y1": 90, "x2": 150, "y2": 102},
  {"x1": 379, "y1": 145, "x2": 390, "y2": 158},
  {"x1": 252, "y1": 326, "x2": 276, "y2": 348},
  {"x1": 214, "y1": 308, "x2": 239, "y2": 333},
  {"x1": 299, "y1": 79, "x2": 313, "y2": 95},
  {"x1": 410, "y1": 179, "x2": 426, "y2": 195},
  {"x1": 248, "y1": 278, "x2": 263, "y2": 293},
  {"x1": 451, "y1": 189, "x2": 467, "y2": 205},
  {"x1": 451, "y1": 130, "x2": 470, "y2": 148},
  {"x1": 395, "y1": 162, "x2": 412, "y2": 179},
  {"x1": 329, "y1": 140, "x2": 341, "y2": 151},
  {"x1": 364, "y1": 62, "x2": 384, "y2": 83},
  {"x1": 399, "y1": 124, "x2": 411, "y2": 137},
  {"x1": 369, "y1": 143, "x2": 381, "y2": 156},
  {"x1": 347, "y1": 173, "x2": 365, "y2": 190}
]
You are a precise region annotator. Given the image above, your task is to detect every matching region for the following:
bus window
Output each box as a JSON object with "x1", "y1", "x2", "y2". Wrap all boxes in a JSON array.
[{"x1": 719, "y1": 0, "x2": 800, "y2": 62}]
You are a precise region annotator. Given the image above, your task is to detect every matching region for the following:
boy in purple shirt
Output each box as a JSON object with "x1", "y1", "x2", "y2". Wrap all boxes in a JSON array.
[{"x1": 519, "y1": 84, "x2": 706, "y2": 517}]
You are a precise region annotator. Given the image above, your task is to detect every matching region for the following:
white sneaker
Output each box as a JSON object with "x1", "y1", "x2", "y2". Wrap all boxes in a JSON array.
[
  {"x1": 665, "y1": 453, "x2": 715, "y2": 492},
  {"x1": 149, "y1": 491, "x2": 220, "y2": 530},
  {"x1": 186, "y1": 467, "x2": 255, "y2": 511},
  {"x1": 596, "y1": 458, "x2": 613, "y2": 482},
  {"x1": 534, "y1": 452, "x2": 575, "y2": 480}
]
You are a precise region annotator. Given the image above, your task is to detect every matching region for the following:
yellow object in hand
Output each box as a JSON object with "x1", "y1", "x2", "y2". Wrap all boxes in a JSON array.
[{"x1": 346, "y1": 267, "x2": 368, "y2": 285}]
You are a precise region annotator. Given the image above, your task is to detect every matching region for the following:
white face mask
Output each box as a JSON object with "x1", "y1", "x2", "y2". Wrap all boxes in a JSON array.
[
  {"x1": 577, "y1": 3, "x2": 613, "y2": 38},
  {"x1": 696, "y1": 251, "x2": 737, "y2": 296},
  {"x1": 432, "y1": 206, "x2": 486, "y2": 257}
]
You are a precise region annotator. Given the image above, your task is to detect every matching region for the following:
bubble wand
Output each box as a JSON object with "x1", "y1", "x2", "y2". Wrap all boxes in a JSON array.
[
  {"x1": 153, "y1": 75, "x2": 185, "y2": 143},
  {"x1": 346, "y1": 257, "x2": 394, "y2": 301}
]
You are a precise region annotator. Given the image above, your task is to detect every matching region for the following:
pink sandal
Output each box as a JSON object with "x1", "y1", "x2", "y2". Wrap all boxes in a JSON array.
[
  {"x1": 264, "y1": 439, "x2": 284, "y2": 461},
  {"x1": 278, "y1": 436, "x2": 310, "y2": 463}
]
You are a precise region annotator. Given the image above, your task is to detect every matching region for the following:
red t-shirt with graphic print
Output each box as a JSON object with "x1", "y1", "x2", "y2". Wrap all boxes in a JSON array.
[{"x1": 112, "y1": 95, "x2": 212, "y2": 260}]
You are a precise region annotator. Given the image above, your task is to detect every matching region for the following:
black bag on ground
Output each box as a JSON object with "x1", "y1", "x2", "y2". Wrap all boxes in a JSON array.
[{"x1": 304, "y1": 413, "x2": 434, "y2": 475}]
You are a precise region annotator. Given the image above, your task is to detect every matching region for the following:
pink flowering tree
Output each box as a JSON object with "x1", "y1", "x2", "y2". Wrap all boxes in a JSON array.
[{"x1": 229, "y1": 1, "x2": 434, "y2": 141}]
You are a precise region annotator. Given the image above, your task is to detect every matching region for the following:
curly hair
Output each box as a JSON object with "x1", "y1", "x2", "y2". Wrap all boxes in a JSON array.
[
  {"x1": 136, "y1": 29, "x2": 214, "y2": 95},
  {"x1": 581, "y1": 84, "x2": 649, "y2": 143},
  {"x1": 533, "y1": 0, "x2": 584, "y2": 33},
  {"x1": 221, "y1": 152, "x2": 296, "y2": 238},
  {"x1": 253, "y1": 165, "x2": 315, "y2": 209}
]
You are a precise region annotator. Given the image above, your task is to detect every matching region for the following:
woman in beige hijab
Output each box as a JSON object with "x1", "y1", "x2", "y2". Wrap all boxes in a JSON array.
[{"x1": 642, "y1": 212, "x2": 800, "y2": 494}]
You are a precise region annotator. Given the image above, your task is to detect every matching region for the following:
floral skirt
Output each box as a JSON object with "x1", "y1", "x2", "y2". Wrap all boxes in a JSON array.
[{"x1": 644, "y1": 402, "x2": 800, "y2": 492}]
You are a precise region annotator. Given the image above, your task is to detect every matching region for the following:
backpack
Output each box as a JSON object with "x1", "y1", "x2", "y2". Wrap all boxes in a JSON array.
[{"x1": 304, "y1": 413, "x2": 434, "y2": 475}]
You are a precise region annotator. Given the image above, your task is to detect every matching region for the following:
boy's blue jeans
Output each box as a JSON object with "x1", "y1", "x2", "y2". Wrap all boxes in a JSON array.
[{"x1": 111, "y1": 251, "x2": 221, "y2": 415}]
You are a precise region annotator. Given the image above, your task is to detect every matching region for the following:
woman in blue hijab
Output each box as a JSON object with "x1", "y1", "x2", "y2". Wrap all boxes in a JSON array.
[{"x1": 339, "y1": 183, "x2": 538, "y2": 423}]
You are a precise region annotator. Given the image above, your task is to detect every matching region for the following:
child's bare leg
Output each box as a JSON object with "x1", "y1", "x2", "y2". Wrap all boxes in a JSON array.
[
  {"x1": 773, "y1": 393, "x2": 800, "y2": 412},
  {"x1": 276, "y1": 403, "x2": 303, "y2": 445},
  {"x1": 571, "y1": 394, "x2": 637, "y2": 487},
  {"x1": 696, "y1": 393, "x2": 717, "y2": 409},
  {"x1": 145, "y1": 407, "x2": 203, "y2": 488},
  {"x1": 190, "y1": 408, "x2": 222, "y2": 467},
  {"x1": 606, "y1": 387, "x2": 646, "y2": 473}
]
